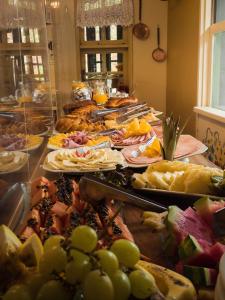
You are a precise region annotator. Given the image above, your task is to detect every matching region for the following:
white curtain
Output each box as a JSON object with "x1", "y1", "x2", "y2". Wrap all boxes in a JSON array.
[
  {"x1": 77, "y1": 0, "x2": 134, "y2": 28},
  {"x1": 0, "y1": 0, "x2": 45, "y2": 29}
]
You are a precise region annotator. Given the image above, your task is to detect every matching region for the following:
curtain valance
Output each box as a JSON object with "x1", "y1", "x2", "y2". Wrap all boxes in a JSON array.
[{"x1": 77, "y1": 0, "x2": 134, "y2": 27}]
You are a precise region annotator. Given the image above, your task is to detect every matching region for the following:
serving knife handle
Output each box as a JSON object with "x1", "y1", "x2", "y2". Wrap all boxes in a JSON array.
[{"x1": 79, "y1": 176, "x2": 167, "y2": 213}]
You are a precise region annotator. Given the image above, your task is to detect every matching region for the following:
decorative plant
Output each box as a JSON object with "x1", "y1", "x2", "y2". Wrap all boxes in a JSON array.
[
  {"x1": 160, "y1": 113, "x2": 189, "y2": 161},
  {"x1": 211, "y1": 171, "x2": 225, "y2": 196}
]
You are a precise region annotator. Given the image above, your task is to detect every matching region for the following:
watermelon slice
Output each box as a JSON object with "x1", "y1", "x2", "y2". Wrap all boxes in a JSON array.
[
  {"x1": 194, "y1": 197, "x2": 225, "y2": 225},
  {"x1": 178, "y1": 235, "x2": 215, "y2": 268},
  {"x1": 208, "y1": 242, "x2": 225, "y2": 265},
  {"x1": 166, "y1": 206, "x2": 214, "y2": 246},
  {"x1": 183, "y1": 265, "x2": 218, "y2": 287},
  {"x1": 179, "y1": 235, "x2": 203, "y2": 261},
  {"x1": 178, "y1": 236, "x2": 225, "y2": 268}
]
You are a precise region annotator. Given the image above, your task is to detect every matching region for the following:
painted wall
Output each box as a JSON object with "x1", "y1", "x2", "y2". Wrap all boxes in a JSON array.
[
  {"x1": 166, "y1": 0, "x2": 200, "y2": 135},
  {"x1": 133, "y1": 0, "x2": 168, "y2": 112}
]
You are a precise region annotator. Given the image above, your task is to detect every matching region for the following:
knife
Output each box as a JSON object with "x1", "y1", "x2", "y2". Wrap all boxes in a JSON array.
[{"x1": 79, "y1": 175, "x2": 167, "y2": 212}]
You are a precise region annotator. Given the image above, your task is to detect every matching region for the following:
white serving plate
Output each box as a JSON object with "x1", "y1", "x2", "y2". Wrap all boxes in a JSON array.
[
  {"x1": 0, "y1": 152, "x2": 29, "y2": 174},
  {"x1": 124, "y1": 145, "x2": 208, "y2": 169},
  {"x1": 43, "y1": 148, "x2": 127, "y2": 174},
  {"x1": 47, "y1": 141, "x2": 112, "y2": 151},
  {"x1": 42, "y1": 164, "x2": 117, "y2": 174}
]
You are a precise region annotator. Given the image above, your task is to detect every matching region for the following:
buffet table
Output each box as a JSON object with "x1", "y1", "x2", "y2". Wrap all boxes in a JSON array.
[
  {"x1": 0, "y1": 100, "x2": 223, "y2": 300},
  {"x1": 26, "y1": 143, "x2": 218, "y2": 267}
]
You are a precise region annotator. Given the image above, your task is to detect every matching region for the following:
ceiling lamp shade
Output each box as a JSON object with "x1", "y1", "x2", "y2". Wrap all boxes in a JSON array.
[{"x1": 76, "y1": 0, "x2": 134, "y2": 28}]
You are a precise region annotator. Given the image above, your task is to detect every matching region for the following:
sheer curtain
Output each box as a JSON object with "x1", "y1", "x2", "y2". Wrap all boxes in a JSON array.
[
  {"x1": 0, "y1": 0, "x2": 45, "y2": 29},
  {"x1": 76, "y1": 0, "x2": 134, "y2": 27}
]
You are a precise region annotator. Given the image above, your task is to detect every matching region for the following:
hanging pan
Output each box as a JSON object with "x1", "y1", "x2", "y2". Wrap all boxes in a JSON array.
[
  {"x1": 133, "y1": 0, "x2": 150, "y2": 40},
  {"x1": 152, "y1": 26, "x2": 167, "y2": 62}
]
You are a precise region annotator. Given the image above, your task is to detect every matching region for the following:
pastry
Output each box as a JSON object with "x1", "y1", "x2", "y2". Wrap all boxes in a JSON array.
[
  {"x1": 55, "y1": 116, "x2": 106, "y2": 133},
  {"x1": 70, "y1": 104, "x2": 99, "y2": 115},
  {"x1": 63, "y1": 101, "x2": 96, "y2": 114},
  {"x1": 104, "y1": 112, "x2": 120, "y2": 120},
  {"x1": 106, "y1": 97, "x2": 138, "y2": 108}
]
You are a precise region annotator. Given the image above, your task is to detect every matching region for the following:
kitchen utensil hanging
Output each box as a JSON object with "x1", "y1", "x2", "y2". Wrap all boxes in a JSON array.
[
  {"x1": 133, "y1": 0, "x2": 150, "y2": 40},
  {"x1": 152, "y1": 26, "x2": 167, "y2": 62}
]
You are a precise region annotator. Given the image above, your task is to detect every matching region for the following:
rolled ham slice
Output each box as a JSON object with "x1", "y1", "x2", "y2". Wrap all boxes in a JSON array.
[{"x1": 122, "y1": 135, "x2": 207, "y2": 165}]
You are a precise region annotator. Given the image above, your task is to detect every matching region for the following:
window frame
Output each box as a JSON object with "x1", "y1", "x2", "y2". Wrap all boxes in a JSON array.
[
  {"x1": 198, "y1": 0, "x2": 225, "y2": 111},
  {"x1": 77, "y1": 25, "x2": 133, "y2": 90}
]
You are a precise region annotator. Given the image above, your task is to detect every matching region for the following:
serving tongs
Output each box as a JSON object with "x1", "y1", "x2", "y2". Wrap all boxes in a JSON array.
[
  {"x1": 116, "y1": 107, "x2": 151, "y2": 124},
  {"x1": 90, "y1": 103, "x2": 147, "y2": 121},
  {"x1": 79, "y1": 175, "x2": 167, "y2": 212},
  {"x1": 0, "y1": 112, "x2": 24, "y2": 122}
]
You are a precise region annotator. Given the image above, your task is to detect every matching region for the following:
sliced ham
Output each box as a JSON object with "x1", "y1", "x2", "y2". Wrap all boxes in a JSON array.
[
  {"x1": 122, "y1": 135, "x2": 206, "y2": 165},
  {"x1": 62, "y1": 131, "x2": 90, "y2": 148},
  {"x1": 112, "y1": 130, "x2": 151, "y2": 147}
]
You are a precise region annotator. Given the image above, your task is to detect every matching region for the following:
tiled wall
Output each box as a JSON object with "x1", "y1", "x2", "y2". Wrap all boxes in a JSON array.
[{"x1": 196, "y1": 114, "x2": 225, "y2": 169}]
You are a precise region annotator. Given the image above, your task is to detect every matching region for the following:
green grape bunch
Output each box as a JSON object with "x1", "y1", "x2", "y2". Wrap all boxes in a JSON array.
[{"x1": 2, "y1": 225, "x2": 161, "y2": 300}]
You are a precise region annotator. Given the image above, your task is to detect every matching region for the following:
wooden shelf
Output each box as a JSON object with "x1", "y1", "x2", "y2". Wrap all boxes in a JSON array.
[{"x1": 0, "y1": 43, "x2": 46, "y2": 51}]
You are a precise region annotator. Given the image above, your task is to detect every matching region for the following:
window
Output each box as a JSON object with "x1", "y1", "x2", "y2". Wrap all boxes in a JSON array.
[
  {"x1": 79, "y1": 25, "x2": 130, "y2": 92},
  {"x1": 2, "y1": 28, "x2": 40, "y2": 44},
  {"x1": 23, "y1": 55, "x2": 45, "y2": 81},
  {"x1": 198, "y1": 0, "x2": 225, "y2": 111}
]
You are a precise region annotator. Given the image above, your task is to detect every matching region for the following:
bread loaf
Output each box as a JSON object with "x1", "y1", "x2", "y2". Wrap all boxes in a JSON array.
[{"x1": 106, "y1": 97, "x2": 138, "y2": 108}]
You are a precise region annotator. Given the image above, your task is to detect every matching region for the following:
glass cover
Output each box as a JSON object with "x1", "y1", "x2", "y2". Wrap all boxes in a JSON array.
[{"x1": 0, "y1": 0, "x2": 55, "y2": 224}]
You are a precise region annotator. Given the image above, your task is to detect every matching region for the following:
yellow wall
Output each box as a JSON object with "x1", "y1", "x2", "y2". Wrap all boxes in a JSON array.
[
  {"x1": 166, "y1": 0, "x2": 200, "y2": 135},
  {"x1": 133, "y1": 0, "x2": 168, "y2": 112}
]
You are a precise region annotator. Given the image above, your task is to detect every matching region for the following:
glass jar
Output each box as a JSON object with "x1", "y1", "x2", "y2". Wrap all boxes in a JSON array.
[
  {"x1": 71, "y1": 81, "x2": 92, "y2": 101},
  {"x1": 15, "y1": 82, "x2": 33, "y2": 105},
  {"x1": 92, "y1": 81, "x2": 108, "y2": 105}
]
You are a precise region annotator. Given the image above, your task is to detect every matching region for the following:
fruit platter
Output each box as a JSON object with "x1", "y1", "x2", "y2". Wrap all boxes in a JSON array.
[
  {"x1": 132, "y1": 160, "x2": 225, "y2": 201},
  {"x1": 0, "y1": 175, "x2": 197, "y2": 300},
  {"x1": 142, "y1": 196, "x2": 225, "y2": 289}
]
